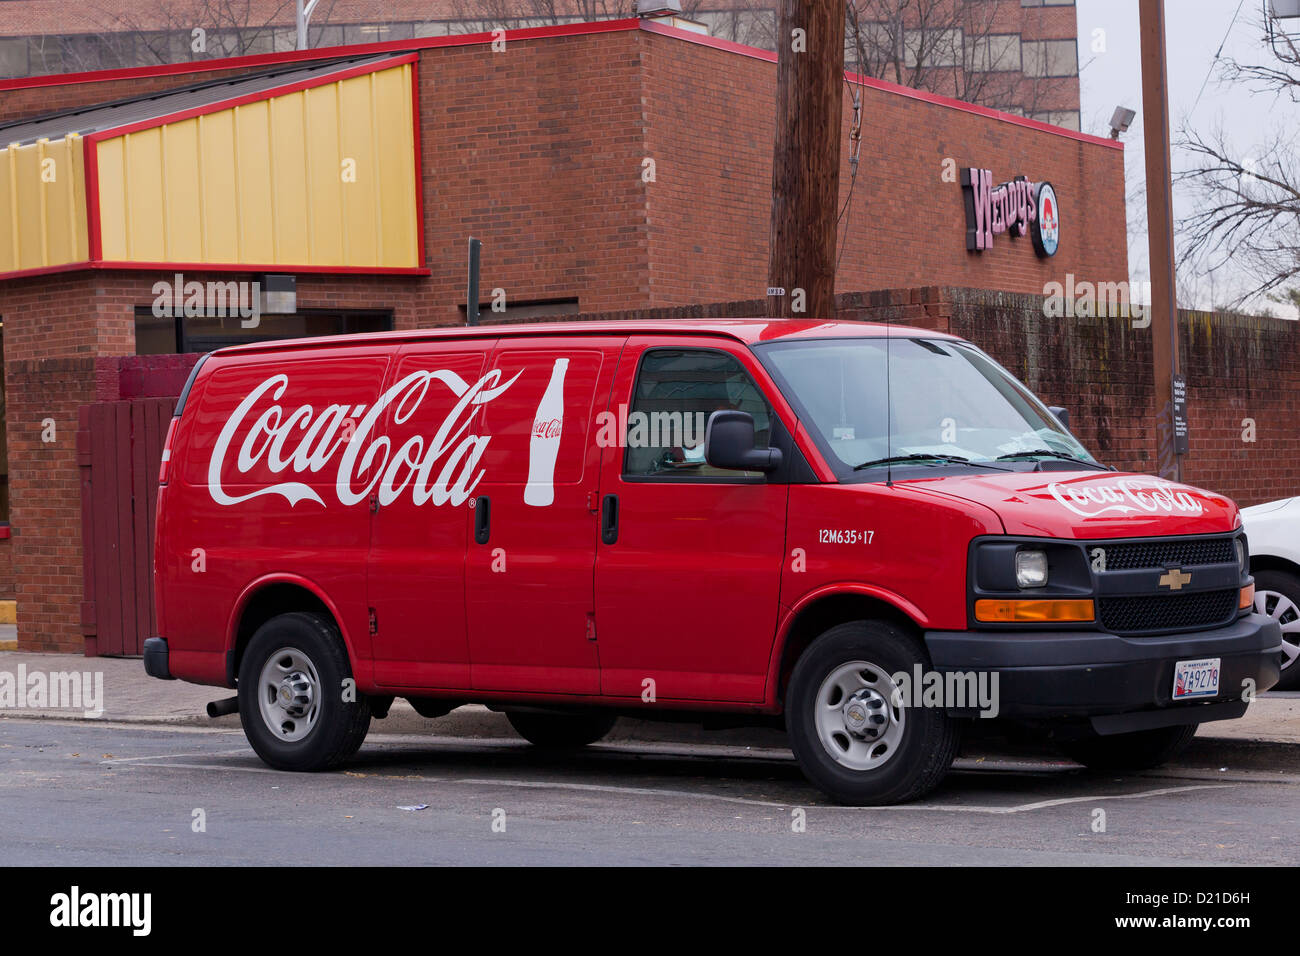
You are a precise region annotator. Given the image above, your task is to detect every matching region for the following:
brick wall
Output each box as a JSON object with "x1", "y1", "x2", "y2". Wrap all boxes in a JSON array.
[
  {"x1": 4, "y1": 357, "x2": 96, "y2": 651},
  {"x1": 96, "y1": 353, "x2": 202, "y2": 402},
  {"x1": 413, "y1": 32, "x2": 651, "y2": 323},
  {"x1": 638, "y1": 29, "x2": 1126, "y2": 307}
]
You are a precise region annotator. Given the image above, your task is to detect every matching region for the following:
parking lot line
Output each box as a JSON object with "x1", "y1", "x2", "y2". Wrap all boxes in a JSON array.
[{"x1": 101, "y1": 756, "x2": 1237, "y2": 814}]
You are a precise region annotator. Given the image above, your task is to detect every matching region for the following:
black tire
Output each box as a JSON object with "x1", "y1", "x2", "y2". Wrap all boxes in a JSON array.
[
  {"x1": 786, "y1": 620, "x2": 961, "y2": 805},
  {"x1": 1252, "y1": 568, "x2": 1300, "y2": 690},
  {"x1": 237, "y1": 611, "x2": 371, "y2": 771},
  {"x1": 506, "y1": 711, "x2": 617, "y2": 748},
  {"x1": 1059, "y1": 723, "x2": 1197, "y2": 772}
]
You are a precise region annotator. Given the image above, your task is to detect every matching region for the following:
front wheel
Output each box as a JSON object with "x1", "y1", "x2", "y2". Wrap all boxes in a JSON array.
[
  {"x1": 506, "y1": 711, "x2": 617, "y2": 748},
  {"x1": 237, "y1": 611, "x2": 371, "y2": 771},
  {"x1": 786, "y1": 621, "x2": 961, "y2": 805},
  {"x1": 1059, "y1": 724, "x2": 1197, "y2": 772}
]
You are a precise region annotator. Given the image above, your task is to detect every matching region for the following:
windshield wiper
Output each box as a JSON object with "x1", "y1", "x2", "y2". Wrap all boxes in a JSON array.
[
  {"x1": 995, "y1": 449, "x2": 1108, "y2": 470},
  {"x1": 853, "y1": 454, "x2": 1012, "y2": 472}
]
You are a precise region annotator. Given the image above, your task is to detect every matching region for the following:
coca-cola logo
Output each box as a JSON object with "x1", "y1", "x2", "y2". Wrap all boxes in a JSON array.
[
  {"x1": 1047, "y1": 479, "x2": 1204, "y2": 518},
  {"x1": 532, "y1": 417, "x2": 562, "y2": 439},
  {"x1": 207, "y1": 367, "x2": 521, "y2": 508}
]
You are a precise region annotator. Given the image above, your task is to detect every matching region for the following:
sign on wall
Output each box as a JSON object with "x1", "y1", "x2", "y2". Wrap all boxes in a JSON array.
[{"x1": 961, "y1": 168, "x2": 1059, "y2": 259}]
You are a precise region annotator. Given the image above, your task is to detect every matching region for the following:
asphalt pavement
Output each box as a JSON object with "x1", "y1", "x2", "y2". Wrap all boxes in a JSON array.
[
  {"x1": 3, "y1": 649, "x2": 1298, "y2": 865},
  {"x1": 2, "y1": 717, "x2": 1298, "y2": 865}
]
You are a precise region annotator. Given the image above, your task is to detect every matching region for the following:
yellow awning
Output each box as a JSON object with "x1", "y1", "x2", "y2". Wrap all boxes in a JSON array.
[{"x1": 0, "y1": 53, "x2": 422, "y2": 277}]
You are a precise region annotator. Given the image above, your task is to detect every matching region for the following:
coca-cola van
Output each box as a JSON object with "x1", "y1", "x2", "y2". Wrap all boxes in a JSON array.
[{"x1": 144, "y1": 320, "x2": 1281, "y2": 804}]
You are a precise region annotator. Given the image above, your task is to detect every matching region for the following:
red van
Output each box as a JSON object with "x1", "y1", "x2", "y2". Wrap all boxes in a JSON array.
[{"x1": 144, "y1": 320, "x2": 1281, "y2": 804}]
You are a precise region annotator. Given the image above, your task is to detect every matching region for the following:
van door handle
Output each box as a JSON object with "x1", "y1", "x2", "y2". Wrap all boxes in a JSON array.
[
  {"x1": 474, "y1": 495, "x2": 491, "y2": 545},
  {"x1": 600, "y1": 494, "x2": 619, "y2": 545}
]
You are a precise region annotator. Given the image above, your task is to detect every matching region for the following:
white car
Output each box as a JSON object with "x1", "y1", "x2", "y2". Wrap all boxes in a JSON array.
[{"x1": 1241, "y1": 496, "x2": 1300, "y2": 690}]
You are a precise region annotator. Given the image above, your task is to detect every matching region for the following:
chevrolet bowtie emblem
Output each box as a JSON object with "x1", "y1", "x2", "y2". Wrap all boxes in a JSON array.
[{"x1": 1159, "y1": 567, "x2": 1192, "y2": 590}]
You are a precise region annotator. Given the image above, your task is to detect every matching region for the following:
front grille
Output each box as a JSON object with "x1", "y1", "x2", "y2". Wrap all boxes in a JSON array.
[
  {"x1": 1097, "y1": 537, "x2": 1235, "y2": 571},
  {"x1": 1099, "y1": 589, "x2": 1238, "y2": 634}
]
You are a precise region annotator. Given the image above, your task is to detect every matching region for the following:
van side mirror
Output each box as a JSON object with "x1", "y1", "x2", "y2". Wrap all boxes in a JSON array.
[
  {"x1": 704, "y1": 410, "x2": 782, "y2": 473},
  {"x1": 1048, "y1": 406, "x2": 1070, "y2": 431}
]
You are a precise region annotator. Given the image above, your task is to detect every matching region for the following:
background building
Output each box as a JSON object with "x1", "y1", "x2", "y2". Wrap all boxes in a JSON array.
[{"x1": 0, "y1": 1, "x2": 1082, "y2": 128}]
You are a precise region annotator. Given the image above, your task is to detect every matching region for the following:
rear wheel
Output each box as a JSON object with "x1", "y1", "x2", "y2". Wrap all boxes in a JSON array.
[
  {"x1": 237, "y1": 611, "x2": 371, "y2": 771},
  {"x1": 786, "y1": 621, "x2": 961, "y2": 805},
  {"x1": 1059, "y1": 724, "x2": 1197, "y2": 772},
  {"x1": 1252, "y1": 569, "x2": 1300, "y2": 690},
  {"x1": 506, "y1": 711, "x2": 617, "y2": 748}
]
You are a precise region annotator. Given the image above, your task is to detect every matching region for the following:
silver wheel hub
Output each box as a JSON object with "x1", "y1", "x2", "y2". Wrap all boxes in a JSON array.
[
  {"x1": 842, "y1": 688, "x2": 889, "y2": 739},
  {"x1": 814, "y1": 661, "x2": 906, "y2": 772},
  {"x1": 257, "y1": 648, "x2": 322, "y2": 743},
  {"x1": 1254, "y1": 589, "x2": 1300, "y2": 672},
  {"x1": 277, "y1": 672, "x2": 314, "y2": 718}
]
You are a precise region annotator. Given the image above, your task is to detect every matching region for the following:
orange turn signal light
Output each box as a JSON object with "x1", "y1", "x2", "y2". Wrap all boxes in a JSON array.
[
  {"x1": 975, "y1": 599, "x2": 1095, "y2": 623},
  {"x1": 1240, "y1": 583, "x2": 1255, "y2": 610}
]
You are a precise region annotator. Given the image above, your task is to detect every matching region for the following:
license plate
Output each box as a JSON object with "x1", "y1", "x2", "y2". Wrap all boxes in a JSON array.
[{"x1": 1173, "y1": 658, "x2": 1220, "y2": 700}]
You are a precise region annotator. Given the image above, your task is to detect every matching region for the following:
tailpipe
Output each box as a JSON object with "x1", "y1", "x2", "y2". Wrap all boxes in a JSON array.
[{"x1": 207, "y1": 696, "x2": 239, "y2": 718}]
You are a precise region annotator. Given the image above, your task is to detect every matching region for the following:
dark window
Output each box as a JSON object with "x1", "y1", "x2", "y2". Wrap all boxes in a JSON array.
[
  {"x1": 623, "y1": 348, "x2": 772, "y2": 481},
  {"x1": 134, "y1": 307, "x2": 393, "y2": 355}
]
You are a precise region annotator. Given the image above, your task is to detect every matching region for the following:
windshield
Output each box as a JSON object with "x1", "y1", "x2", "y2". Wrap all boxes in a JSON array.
[{"x1": 756, "y1": 336, "x2": 1098, "y2": 479}]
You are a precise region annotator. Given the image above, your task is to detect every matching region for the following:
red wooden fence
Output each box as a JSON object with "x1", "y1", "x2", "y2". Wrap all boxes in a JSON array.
[{"x1": 77, "y1": 399, "x2": 174, "y2": 656}]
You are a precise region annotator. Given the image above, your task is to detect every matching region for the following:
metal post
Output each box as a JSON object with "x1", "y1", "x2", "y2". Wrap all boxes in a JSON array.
[
  {"x1": 1139, "y1": 0, "x2": 1182, "y2": 481},
  {"x1": 467, "y1": 237, "x2": 482, "y2": 326},
  {"x1": 296, "y1": 0, "x2": 321, "y2": 51}
]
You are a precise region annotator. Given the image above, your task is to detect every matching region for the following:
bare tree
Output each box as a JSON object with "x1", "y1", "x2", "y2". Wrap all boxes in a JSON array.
[
  {"x1": 47, "y1": 0, "x2": 345, "y2": 73},
  {"x1": 841, "y1": 0, "x2": 1073, "y2": 113},
  {"x1": 448, "y1": 0, "x2": 710, "y2": 31},
  {"x1": 1176, "y1": 19, "x2": 1300, "y2": 306}
]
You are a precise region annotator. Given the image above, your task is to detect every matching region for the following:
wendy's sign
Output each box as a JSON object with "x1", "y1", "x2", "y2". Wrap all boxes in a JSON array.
[{"x1": 961, "y1": 168, "x2": 1059, "y2": 258}]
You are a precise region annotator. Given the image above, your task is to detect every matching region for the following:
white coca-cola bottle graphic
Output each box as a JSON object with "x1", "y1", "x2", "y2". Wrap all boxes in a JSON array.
[{"x1": 524, "y1": 358, "x2": 567, "y2": 506}]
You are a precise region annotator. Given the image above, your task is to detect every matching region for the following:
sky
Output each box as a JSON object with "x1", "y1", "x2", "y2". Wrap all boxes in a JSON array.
[{"x1": 1075, "y1": 0, "x2": 1299, "y2": 317}]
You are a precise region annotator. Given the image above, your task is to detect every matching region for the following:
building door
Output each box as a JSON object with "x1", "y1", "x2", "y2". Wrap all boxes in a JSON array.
[{"x1": 78, "y1": 398, "x2": 175, "y2": 656}]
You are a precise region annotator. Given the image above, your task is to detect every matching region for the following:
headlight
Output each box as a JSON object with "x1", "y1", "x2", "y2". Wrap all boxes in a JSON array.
[
  {"x1": 1235, "y1": 537, "x2": 1247, "y2": 575},
  {"x1": 1015, "y1": 549, "x2": 1049, "y2": 588}
]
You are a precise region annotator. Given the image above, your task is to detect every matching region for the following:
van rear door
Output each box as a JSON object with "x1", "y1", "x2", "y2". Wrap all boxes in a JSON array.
[
  {"x1": 464, "y1": 335, "x2": 627, "y2": 694},
  {"x1": 367, "y1": 340, "x2": 497, "y2": 689}
]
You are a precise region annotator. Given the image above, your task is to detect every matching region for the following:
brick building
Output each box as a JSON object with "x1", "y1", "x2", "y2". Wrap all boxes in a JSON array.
[{"x1": 0, "y1": 15, "x2": 1130, "y2": 654}]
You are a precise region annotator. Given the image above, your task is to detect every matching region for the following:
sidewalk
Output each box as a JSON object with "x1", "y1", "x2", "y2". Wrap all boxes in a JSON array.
[{"x1": 1, "y1": 649, "x2": 1296, "y2": 755}]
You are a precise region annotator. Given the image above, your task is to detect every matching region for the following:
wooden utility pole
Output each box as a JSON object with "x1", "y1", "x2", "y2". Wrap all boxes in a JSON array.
[
  {"x1": 1139, "y1": 0, "x2": 1183, "y2": 480},
  {"x1": 766, "y1": 0, "x2": 846, "y2": 319}
]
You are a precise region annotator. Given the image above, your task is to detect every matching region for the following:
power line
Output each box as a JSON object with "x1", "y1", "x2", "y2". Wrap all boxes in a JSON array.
[{"x1": 1190, "y1": 0, "x2": 1247, "y2": 115}]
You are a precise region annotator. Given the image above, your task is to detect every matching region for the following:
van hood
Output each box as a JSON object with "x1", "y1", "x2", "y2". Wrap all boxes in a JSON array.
[{"x1": 897, "y1": 470, "x2": 1239, "y2": 540}]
